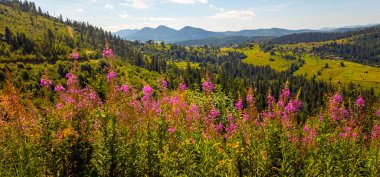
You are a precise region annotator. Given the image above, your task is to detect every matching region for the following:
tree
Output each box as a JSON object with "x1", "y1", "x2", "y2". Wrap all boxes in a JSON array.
[{"x1": 5, "y1": 27, "x2": 12, "y2": 43}]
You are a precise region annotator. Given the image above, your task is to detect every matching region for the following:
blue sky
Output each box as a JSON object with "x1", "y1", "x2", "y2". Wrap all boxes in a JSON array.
[{"x1": 31, "y1": 0, "x2": 380, "y2": 32}]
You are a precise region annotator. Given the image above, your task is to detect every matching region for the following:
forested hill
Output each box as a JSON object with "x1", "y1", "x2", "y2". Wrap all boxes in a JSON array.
[
  {"x1": 270, "y1": 26, "x2": 380, "y2": 66},
  {"x1": 270, "y1": 25, "x2": 380, "y2": 44},
  {"x1": 0, "y1": 0, "x2": 139, "y2": 62}
]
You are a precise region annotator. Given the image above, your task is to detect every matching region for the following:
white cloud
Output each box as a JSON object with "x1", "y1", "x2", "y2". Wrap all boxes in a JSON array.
[
  {"x1": 105, "y1": 4, "x2": 114, "y2": 10},
  {"x1": 211, "y1": 10, "x2": 255, "y2": 20},
  {"x1": 121, "y1": 0, "x2": 152, "y2": 10},
  {"x1": 119, "y1": 12, "x2": 131, "y2": 19},
  {"x1": 77, "y1": 8, "x2": 84, "y2": 12},
  {"x1": 169, "y1": 0, "x2": 208, "y2": 4}
]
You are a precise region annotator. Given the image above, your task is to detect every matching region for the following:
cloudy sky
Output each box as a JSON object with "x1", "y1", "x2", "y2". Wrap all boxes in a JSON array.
[{"x1": 31, "y1": 0, "x2": 380, "y2": 32}]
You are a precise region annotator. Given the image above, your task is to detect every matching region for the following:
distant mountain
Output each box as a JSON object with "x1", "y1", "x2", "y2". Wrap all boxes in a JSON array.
[
  {"x1": 114, "y1": 25, "x2": 376, "y2": 43},
  {"x1": 176, "y1": 36, "x2": 273, "y2": 47},
  {"x1": 114, "y1": 26, "x2": 318, "y2": 43},
  {"x1": 114, "y1": 29, "x2": 138, "y2": 37},
  {"x1": 222, "y1": 28, "x2": 317, "y2": 37}
]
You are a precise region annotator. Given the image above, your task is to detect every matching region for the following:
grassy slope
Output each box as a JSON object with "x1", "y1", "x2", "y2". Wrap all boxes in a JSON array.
[
  {"x1": 221, "y1": 45, "x2": 294, "y2": 71},
  {"x1": 223, "y1": 44, "x2": 380, "y2": 95},
  {"x1": 0, "y1": 4, "x2": 70, "y2": 40},
  {"x1": 294, "y1": 55, "x2": 380, "y2": 95}
]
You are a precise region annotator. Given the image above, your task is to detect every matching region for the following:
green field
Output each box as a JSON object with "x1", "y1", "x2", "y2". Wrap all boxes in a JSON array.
[
  {"x1": 225, "y1": 44, "x2": 380, "y2": 95},
  {"x1": 222, "y1": 45, "x2": 295, "y2": 71},
  {"x1": 295, "y1": 55, "x2": 380, "y2": 95},
  {"x1": 168, "y1": 61, "x2": 199, "y2": 69}
]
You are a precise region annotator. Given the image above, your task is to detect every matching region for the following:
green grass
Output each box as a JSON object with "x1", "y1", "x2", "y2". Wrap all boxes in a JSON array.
[
  {"x1": 295, "y1": 54, "x2": 380, "y2": 95},
  {"x1": 168, "y1": 61, "x2": 199, "y2": 69},
  {"x1": 223, "y1": 44, "x2": 380, "y2": 95},
  {"x1": 0, "y1": 4, "x2": 70, "y2": 40},
  {"x1": 222, "y1": 45, "x2": 295, "y2": 71}
]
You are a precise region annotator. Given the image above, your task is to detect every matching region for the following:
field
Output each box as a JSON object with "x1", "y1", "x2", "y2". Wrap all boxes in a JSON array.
[
  {"x1": 222, "y1": 45, "x2": 294, "y2": 71},
  {"x1": 227, "y1": 44, "x2": 380, "y2": 95},
  {"x1": 168, "y1": 61, "x2": 199, "y2": 69},
  {"x1": 295, "y1": 55, "x2": 380, "y2": 95}
]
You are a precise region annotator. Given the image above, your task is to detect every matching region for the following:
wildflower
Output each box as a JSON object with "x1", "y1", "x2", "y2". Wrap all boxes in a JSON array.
[
  {"x1": 209, "y1": 109, "x2": 220, "y2": 119},
  {"x1": 216, "y1": 123, "x2": 224, "y2": 132},
  {"x1": 281, "y1": 88, "x2": 290, "y2": 100},
  {"x1": 168, "y1": 127, "x2": 176, "y2": 134},
  {"x1": 107, "y1": 70, "x2": 117, "y2": 82},
  {"x1": 40, "y1": 77, "x2": 52, "y2": 88},
  {"x1": 179, "y1": 83, "x2": 187, "y2": 91},
  {"x1": 70, "y1": 53, "x2": 79, "y2": 60},
  {"x1": 234, "y1": 99, "x2": 243, "y2": 110},
  {"x1": 103, "y1": 49, "x2": 114, "y2": 59},
  {"x1": 266, "y1": 93, "x2": 275, "y2": 107},
  {"x1": 142, "y1": 86, "x2": 153, "y2": 96},
  {"x1": 376, "y1": 108, "x2": 380, "y2": 117},
  {"x1": 202, "y1": 81, "x2": 214, "y2": 93},
  {"x1": 355, "y1": 96, "x2": 366, "y2": 108},
  {"x1": 160, "y1": 79, "x2": 168, "y2": 88},
  {"x1": 119, "y1": 85, "x2": 130, "y2": 93},
  {"x1": 331, "y1": 94, "x2": 343, "y2": 103},
  {"x1": 54, "y1": 84, "x2": 65, "y2": 92},
  {"x1": 65, "y1": 72, "x2": 78, "y2": 86}
]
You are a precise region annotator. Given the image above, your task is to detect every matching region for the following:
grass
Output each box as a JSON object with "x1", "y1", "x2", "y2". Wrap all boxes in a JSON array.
[
  {"x1": 295, "y1": 54, "x2": 380, "y2": 95},
  {"x1": 222, "y1": 44, "x2": 380, "y2": 95},
  {"x1": 280, "y1": 38, "x2": 354, "y2": 52},
  {"x1": 168, "y1": 61, "x2": 199, "y2": 69},
  {"x1": 222, "y1": 45, "x2": 294, "y2": 71},
  {"x1": 0, "y1": 4, "x2": 70, "y2": 40}
]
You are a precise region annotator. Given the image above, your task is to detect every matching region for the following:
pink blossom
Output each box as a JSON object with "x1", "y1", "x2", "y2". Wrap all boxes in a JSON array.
[
  {"x1": 103, "y1": 49, "x2": 114, "y2": 59},
  {"x1": 65, "y1": 72, "x2": 78, "y2": 86},
  {"x1": 142, "y1": 86, "x2": 153, "y2": 96},
  {"x1": 40, "y1": 77, "x2": 52, "y2": 88},
  {"x1": 202, "y1": 81, "x2": 214, "y2": 93},
  {"x1": 54, "y1": 84, "x2": 65, "y2": 92},
  {"x1": 119, "y1": 85, "x2": 130, "y2": 93},
  {"x1": 216, "y1": 123, "x2": 224, "y2": 132},
  {"x1": 281, "y1": 88, "x2": 290, "y2": 100},
  {"x1": 179, "y1": 83, "x2": 187, "y2": 91},
  {"x1": 168, "y1": 127, "x2": 176, "y2": 134},
  {"x1": 234, "y1": 99, "x2": 243, "y2": 110},
  {"x1": 376, "y1": 109, "x2": 380, "y2": 117},
  {"x1": 70, "y1": 53, "x2": 79, "y2": 60},
  {"x1": 107, "y1": 70, "x2": 117, "y2": 82},
  {"x1": 355, "y1": 96, "x2": 366, "y2": 108}
]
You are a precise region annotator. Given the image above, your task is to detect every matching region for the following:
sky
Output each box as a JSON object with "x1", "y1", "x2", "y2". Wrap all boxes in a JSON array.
[{"x1": 31, "y1": 0, "x2": 380, "y2": 32}]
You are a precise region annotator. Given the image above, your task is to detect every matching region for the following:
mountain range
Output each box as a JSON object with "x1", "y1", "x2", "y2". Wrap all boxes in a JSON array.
[
  {"x1": 114, "y1": 24, "x2": 378, "y2": 44},
  {"x1": 114, "y1": 25, "x2": 317, "y2": 43}
]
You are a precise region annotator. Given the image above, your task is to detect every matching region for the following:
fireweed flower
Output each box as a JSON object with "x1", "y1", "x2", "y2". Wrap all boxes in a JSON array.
[
  {"x1": 70, "y1": 53, "x2": 79, "y2": 60},
  {"x1": 40, "y1": 77, "x2": 52, "y2": 88},
  {"x1": 54, "y1": 84, "x2": 65, "y2": 92},
  {"x1": 266, "y1": 93, "x2": 275, "y2": 107},
  {"x1": 179, "y1": 83, "x2": 187, "y2": 91},
  {"x1": 65, "y1": 72, "x2": 78, "y2": 86},
  {"x1": 168, "y1": 127, "x2": 176, "y2": 134},
  {"x1": 376, "y1": 109, "x2": 380, "y2": 117},
  {"x1": 234, "y1": 99, "x2": 243, "y2": 110},
  {"x1": 160, "y1": 79, "x2": 168, "y2": 88},
  {"x1": 281, "y1": 88, "x2": 290, "y2": 100},
  {"x1": 216, "y1": 123, "x2": 224, "y2": 132},
  {"x1": 103, "y1": 49, "x2": 114, "y2": 59},
  {"x1": 119, "y1": 85, "x2": 130, "y2": 93},
  {"x1": 142, "y1": 86, "x2": 153, "y2": 96},
  {"x1": 355, "y1": 96, "x2": 366, "y2": 108},
  {"x1": 202, "y1": 81, "x2": 214, "y2": 93},
  {"x1": 107, "y1": 70, "x2": 117, "y2": 82}
]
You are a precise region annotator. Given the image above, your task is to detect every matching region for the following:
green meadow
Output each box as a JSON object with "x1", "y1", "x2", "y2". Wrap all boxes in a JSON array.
[{"x1": 226, "y1": 44, "x2": 380, "y2": 95}]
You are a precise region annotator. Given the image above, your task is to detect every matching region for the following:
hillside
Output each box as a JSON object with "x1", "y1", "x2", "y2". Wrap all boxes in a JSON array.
[
  {"x1": 0, "y1": 1, "x2": 136, "y2": 62},
  {"x1": 269, "y1": 26, "x2": 380, "y2": 66}
]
